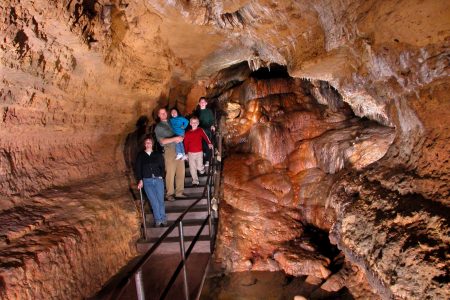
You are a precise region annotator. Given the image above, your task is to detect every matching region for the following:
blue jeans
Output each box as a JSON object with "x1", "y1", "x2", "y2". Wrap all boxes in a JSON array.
[
  {"x1": 175, "y1": 141, "x2": 185, "y2": 156},
  {"x1": 143, "y1": 178, "x2": 166, "y2": 224}
]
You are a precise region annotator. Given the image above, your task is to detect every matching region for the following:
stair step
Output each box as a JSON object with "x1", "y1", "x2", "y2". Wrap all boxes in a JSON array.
[
  {"x1": 164, "y1": 197, "x2": 207, "y2": 208},
  {"x1": 136, "y1": 235, "x2": 211, "y2": 253},
  {"x1": 145, "y1": 220, "x2": 209, "y2": 239},
  {"x1": 145, "y1": 207, "x2": 208, "y2": 222},
  {"x1": 146, "y1": 218, "x2": 206, "y2": 228},
  {"x1": 166, "y1": 204, "x2": 208, "y2": 213},
  {"x1": 183, "y1": 185, "x2": 209, "y2": 194},
  {"x1": 166, "y1": 210, "x2": 208, "y2": 221}
]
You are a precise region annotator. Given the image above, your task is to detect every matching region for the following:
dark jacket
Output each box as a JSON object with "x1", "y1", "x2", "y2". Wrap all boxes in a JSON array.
[
  {"x1": 198, "y1": 108, "x2": 214, "y2": 129},
  {"x1": 135, "y1": 151, "x2": 165, "y2": 180}
]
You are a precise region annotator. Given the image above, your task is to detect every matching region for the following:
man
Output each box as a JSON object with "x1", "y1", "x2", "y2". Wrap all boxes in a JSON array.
[{"x1": 154, "y1": 107, "x2": 186, "y2": 201}]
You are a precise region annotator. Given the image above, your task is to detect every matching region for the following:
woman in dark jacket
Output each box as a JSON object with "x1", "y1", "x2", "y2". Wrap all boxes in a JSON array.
[{"x1": 135, "y1": 136, "x2": 167, "y2": 227}]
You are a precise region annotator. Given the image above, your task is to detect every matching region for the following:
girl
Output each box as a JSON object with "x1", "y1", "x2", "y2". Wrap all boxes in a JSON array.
[{"x1": 169, "y1": 108, "x2": 189, "y2": 160}]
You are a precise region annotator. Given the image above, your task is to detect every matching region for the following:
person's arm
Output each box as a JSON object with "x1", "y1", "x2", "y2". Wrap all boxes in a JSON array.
[
  {"x1": 135, "y1": 152, "x2": 144, "y2": 189},
  {"x1": 206, "y1": 109, "x2": 215, "y2": 131},
  {"x1": 181, "y1": 117, "x2": 189, "y2": 129},
  {"x1": 183, "y1": 133, "x2": 190, "y2": 153},
  {"x1": 155, "y1": 124, "x2": 183, "y2": 145},
  {"x1": 158, "y1": 153, "x2": 165, "y2": 178},
  {"x1": 200, "y1": 129, "x2": 213, "y2": 148},
  {"x1": 160, "y1": 136, "x2": 183, "y2": 145}
]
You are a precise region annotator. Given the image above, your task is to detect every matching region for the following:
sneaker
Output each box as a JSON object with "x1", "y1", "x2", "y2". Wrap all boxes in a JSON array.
[
  {"x1": 192, "y1": 183, "x2": 199, "y2": 187},
  {"x1": 161, "y1": 221, "x2": 168, "y2": 227},
  {"x1": 182, "y1": 155, "x2": 188, "y2": 161},
  {"x1": 175, "y1": 193, "x2": 187, "y2": 198},
  {"x1": 155, "y1": 222, "x2": 162, "y2": 227},
  {"x1": 204, "y1": 161, "x2": 210, "y2": 167},
  {"x1": 166, "y1": 195, "x2": 175, "y2": 202},
  {"x1": 199, "y1": 169, "x2": 205, "y2": 175},
  {"x1": 175, "y1": 154, "x2": 183, "y2": 160}
]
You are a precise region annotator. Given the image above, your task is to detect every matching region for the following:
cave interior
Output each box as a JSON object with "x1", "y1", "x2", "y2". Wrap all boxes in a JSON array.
[{"x1": 0, "y1": 0, "x2": 449, "y2": 299}]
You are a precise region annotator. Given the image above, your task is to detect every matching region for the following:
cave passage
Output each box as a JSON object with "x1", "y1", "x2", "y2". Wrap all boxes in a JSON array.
[{"x1": 1, "y1": 1, "x2": 449, "y2": 299}]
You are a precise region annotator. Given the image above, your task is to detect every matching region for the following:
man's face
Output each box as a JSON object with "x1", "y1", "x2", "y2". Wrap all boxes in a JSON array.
[
  {"x1": 158, "y1": 109, "x2": 168, "y2": 121},
  {"x1": 190, "y1": 119, "x2": 199, "y2": 129}
]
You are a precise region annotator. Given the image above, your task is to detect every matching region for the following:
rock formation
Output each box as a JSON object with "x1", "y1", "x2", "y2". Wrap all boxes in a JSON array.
[{"x1": 1, "y1": 0, "x2": 448, "y2": 299}]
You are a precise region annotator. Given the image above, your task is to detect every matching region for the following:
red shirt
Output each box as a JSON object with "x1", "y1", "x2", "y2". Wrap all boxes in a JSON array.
[{"x1": 184, "y1": 128, "x2": 212, "y2": 153}]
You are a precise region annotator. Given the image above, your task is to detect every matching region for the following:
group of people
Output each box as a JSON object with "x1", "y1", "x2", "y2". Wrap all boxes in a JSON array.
[{"x1": 134, "y1": 97, "x2": 215, "y2": 227}]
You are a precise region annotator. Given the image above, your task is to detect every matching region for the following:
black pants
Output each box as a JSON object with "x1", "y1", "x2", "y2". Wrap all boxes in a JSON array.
[{"x1": 202, "y1": 128, "x2": 212, "y2": 163}]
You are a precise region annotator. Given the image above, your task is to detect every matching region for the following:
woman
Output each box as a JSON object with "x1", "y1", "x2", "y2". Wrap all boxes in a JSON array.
[{"x1": 135, "y1": 135, "x2": 167, "y2": 227}]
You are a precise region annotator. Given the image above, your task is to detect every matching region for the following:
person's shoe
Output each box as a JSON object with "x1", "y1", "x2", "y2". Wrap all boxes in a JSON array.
[
  {"x1": 192, "y1": 183, "x2": 199, "y2": 187},
  {"x1": 182, "y1": 155, "x2": 188, "y2": 161},
  {"x1": 166, "y1": 195, "x2": 175, "y2": 202},
  {"x1": 155, "y1": 222, "x2": 162, "y2": 227},
  {"x1": 175, "y1": 193, "x2": 187, "y2": 198},
  {"x1": 175, "y1": 153, "x2": 183, "y2": 160},
  {"x1": 204, "y1": 161, "x2": 210, "y2": 167},
  {"x1": 199, "y1": 169, "x2": 205, "y2": 175},
  {"x1": 161, "y1": 221, "x2": 168, "y2": 227}
]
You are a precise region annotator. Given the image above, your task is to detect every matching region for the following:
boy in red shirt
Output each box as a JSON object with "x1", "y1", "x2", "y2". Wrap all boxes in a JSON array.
[{"x1": 184, "y1": 116, "x2": 213, "y2": 186}]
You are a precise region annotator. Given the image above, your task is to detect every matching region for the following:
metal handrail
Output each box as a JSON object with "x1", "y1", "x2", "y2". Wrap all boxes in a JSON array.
[{"x1": 109, "y1": 133, "x2": 220, "y2": 300}]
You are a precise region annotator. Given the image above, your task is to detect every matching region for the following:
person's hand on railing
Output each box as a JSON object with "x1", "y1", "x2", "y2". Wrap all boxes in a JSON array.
[
  {"x1": 208, "y1": 143, "x2": 213, "y2": 149},
  {"x1": 137, "y1": 180, "x2": 143, "y2": 190},
  {"x1": 211, "y1": 125, "x2": 215, "y2": 132}
]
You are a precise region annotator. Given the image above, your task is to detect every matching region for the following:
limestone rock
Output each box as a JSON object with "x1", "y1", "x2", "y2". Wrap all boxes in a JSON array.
[{"x1": 273, "y1": 249, "x2": 331, "y2": 279}]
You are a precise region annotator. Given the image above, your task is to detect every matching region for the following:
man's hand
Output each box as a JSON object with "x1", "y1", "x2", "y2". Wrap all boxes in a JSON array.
[
  {"x1": 174, "y1": 136, "x2": 183, "y2": 143},
  {"x1": 137, "y1": 180, "x2": 143, "y2": 190},
  {"x1": 211, "y1": 125, "x2": 216, "y2": 132},
  {"x1": 208, "y1": 144, "x2": 213, "y2": 149}
]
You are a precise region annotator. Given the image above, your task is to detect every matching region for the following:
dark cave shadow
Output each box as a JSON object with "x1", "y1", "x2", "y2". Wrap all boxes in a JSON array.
[{"x1": 123, "y1": 115, "x2": 149, "y2": 200}]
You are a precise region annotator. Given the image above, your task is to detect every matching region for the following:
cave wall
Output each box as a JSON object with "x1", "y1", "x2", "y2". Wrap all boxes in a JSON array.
[{"x1": 1, "y1": 1, "x2": 188, "y2": 298}]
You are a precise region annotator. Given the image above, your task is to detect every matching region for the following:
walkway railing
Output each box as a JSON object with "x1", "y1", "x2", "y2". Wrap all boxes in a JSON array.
[{"x1": 108, "y1": 132, "x2": 221, "y2": 300}]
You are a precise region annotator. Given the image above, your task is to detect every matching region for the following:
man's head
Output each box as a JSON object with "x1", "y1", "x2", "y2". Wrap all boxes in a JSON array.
[
  {"x1": 158, "y1": 107, "x2": 168, "y2": 121},
  {"x1": 190, "y1": 116, "x2": 200, "y2": 130},
  {"x1": 199, "y1": 97, "x2": 207, "y2": 109}
]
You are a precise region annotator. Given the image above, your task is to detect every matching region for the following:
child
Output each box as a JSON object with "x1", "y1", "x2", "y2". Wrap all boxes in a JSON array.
[
  {"x1": 183, "y1": 117, "x2": 213, "y2": 186},
  {"x1": 169, "y1": 108, "x2": 189, "y2": 160},
  {"x1": 197, "y1": 97, "x2": 215, "y2": 166}
]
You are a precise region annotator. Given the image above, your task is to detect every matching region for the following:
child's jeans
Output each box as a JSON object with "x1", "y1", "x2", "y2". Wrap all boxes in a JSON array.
[{"x1": 175, "y1": 141, "x2": 185, "y2": 156}]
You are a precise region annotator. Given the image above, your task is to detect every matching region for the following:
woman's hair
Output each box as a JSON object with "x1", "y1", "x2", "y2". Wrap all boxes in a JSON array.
[{"x1": 142, "y1": 134, "x2": 153, "y2": 144}]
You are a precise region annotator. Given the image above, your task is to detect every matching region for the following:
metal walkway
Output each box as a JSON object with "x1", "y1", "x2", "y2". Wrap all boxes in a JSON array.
[{"x1": 93, "y1": 135, "x2": 222, "y2": 300}]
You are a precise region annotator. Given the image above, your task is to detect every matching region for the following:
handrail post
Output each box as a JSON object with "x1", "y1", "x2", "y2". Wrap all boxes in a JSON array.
[
  {"x1": 135, "y1": 269, "x2": 145, "y2": 300},
  {"x1": 178, "y1": 221, "x2": 189, "y2": 300},
  {"x1": 207, "y1": 185, "x2": 213, "y2": 253},
  {"x1": 139, "y1": 188, "x2": 147, "y2": 240}
]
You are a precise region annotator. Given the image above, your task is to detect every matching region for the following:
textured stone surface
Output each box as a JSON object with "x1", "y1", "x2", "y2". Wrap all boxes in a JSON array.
[
  {"x1": 0, "y1": 177, "x2": 138, "y2": 299},
  {"x1": 1, "y1": 0, "x2": 449, "y2": 298}
]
